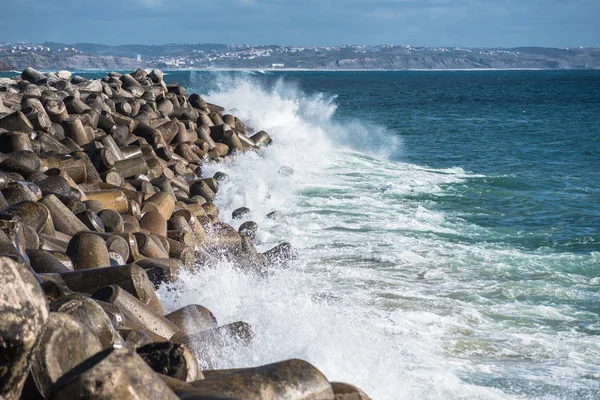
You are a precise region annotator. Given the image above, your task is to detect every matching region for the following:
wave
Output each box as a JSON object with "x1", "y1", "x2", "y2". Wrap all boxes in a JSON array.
[{"x1": 158, "y1": 73, "x2": 600, "y2": 399}]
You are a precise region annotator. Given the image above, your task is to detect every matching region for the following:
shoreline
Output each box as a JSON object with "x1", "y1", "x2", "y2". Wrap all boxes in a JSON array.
[
  {"x1": 3, "y1": 67, "x2": 600, "y2": 75},
  {"x1": 0, "y1": 67, "x2": 369, "y2": 399},
  {"x1": 169, "y1": 67, "x2": 600, "y2": 72}
]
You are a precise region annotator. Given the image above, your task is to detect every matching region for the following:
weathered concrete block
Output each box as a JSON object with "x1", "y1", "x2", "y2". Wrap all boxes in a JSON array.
[
  {"x1": 92, "y1": 285, "x2": 178, "y2": 340},
  {"x1": 31, "y1": 312, "x2": 103, "y2": 397},
  {"x1": 47, "y1": 347, "x2": 179, "y2": 400},
  {"x1": 165, "y1": 304, "x2": 218, "y2": 336},
  {"x1": 50, "y1": 294, "x2": 122, "y2": 350},
  {"x1": 136, "y1": 342, "x2": 202, "y2": 382},
  {"x1": 66, "y1": 232, "x2": 110, "y2": 270},
  {"x1": 193, "y1": 359, "x2": 334, "y2": 400},
  {"x1": 0, "y1": 256, "x2": 49, "y2": 400},
  {"x1": 330, "y1": 382, "x2": 371, "y2": 400}
]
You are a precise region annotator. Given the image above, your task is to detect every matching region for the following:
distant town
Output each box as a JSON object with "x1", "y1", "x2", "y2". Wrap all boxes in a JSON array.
[{"x1": 1, "y1": 41, "x2": 599, "y2": 71}]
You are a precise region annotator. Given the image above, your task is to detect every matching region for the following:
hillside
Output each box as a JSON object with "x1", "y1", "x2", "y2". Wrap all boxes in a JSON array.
[
  {"x1": 0, "y1": 60, "x2": 12, "y2": 71},
  {"x1": 1, "y1": 42, "x2": 599, "y2": 70}
]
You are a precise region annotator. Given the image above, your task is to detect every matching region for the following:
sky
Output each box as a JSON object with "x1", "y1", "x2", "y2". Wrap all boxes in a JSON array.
[{"x1": 0, "y1": 0, "x2": 598, "y2": 48}]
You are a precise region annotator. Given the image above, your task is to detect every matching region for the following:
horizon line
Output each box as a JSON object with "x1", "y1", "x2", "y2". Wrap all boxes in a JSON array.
[{"x1": 1, "y1": 41, "x2": 599, "y2": 50}]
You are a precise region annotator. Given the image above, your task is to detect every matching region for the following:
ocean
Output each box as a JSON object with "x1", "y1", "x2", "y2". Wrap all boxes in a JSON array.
[{"x1": 5, "y1": 69, "x2": 600, "y2": 399}]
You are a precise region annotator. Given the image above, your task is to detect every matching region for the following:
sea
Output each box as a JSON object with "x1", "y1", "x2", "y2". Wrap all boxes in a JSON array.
[{"x1": 4, "y1": 69, "x2": 600, "y2": 399}]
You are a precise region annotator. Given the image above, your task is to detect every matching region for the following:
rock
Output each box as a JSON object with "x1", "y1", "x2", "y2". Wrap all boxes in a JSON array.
[
  {"x1": 40, "y1": 194, "x2": 89, "y2": 236},
  {"x1": 264, "y1": 242, "x2": 298, "y2": 265},
  {"x1": 1, "y1": 200, "x2": 51, "y2": 235},
  {"x1": 2, "y1": 181, "x2": 42, "y2": 205},
  {"x1": 31, "y1": 312, "x2": 103, "y2": 397},
  {"x1": 119, "y1": 328, "x2": 153, "y2": 350},
  {"x1": 62, "y1": 116, "x2": 93, "y2": 146},
  {"x1": 92, "y1": 285, "x2": 178, "y2": 340},
  {"x1": 50, "y1": 294, "x2": 122, "y2": 349},
  {"x1": 36, "y1": 175, "x2": 82, "y2": 203},
  {"x1": 231, "y1": 207, "x2": 250, "y2": 220},
  {"x1": 77, "y1": 80, "x2": 103, "y2": 93},
  {"x1": 142, "y1": 191, "x2": 176, "y2": 221},
  {"x1": 149, "y1": 69, "x2": 164, "y2": 84},
  {"x1": 171, "y1": 321, "x2": 253, "y2": 368},
  {"x1": 188, "y1": 94, "x2": 207, "y2": 109},
  {"x1": 0, "y1": 150, "x2": 40, "y2": 178},
  {"x1": 21, "y1": 67, "x2": 45, "y2": 84},
  {"x1": 190, "y1": 181, "x2": 216, "y2": 203},
  {"x1": 0, "y1": 256, "x2": 49, "y2": 400},
  {"x1": 165, "y1": 304, "x2": 218, "y2": 336},
  {"x1": 201, "y1": 178, "x2": 219, "y2": 194},
  {"x1": 250, "y1": 130, "x2": 272, "y2": 147},
  {"x1": 0, "y1": 132, "x2": 33, "y2": 152},
  {"x1": 66, "y1": 232, "x2": 110, "y2": 270},
  {"x1": 0, "y1": 67, "x2": 364, "y2": 400},
  {"x1": 222, "y1": 130, "x2": 243, "y2": 151},
  {"x1": 134, "y1": 231, "x2": 169, "y2": 259},
  {"x1": 112, "y1": 157, "x2": 149, "y2": 179},
  {"x1": 83, "y1": 189, "x2": 129, "y2": 214},
  {"x1": 331, "y1": 382, "x2": 371, "y2": 400},
  {"x1": 27, "y1": 249, "x2": 72, "y2": 274},
  {"x1": 46, "y1": 347, "x2": 179, "y2": 400},
  {"x1": 203, "y1": 222, "x2": 243, "y2": 257},
  {"x1": 0, "y1": 214, "x2": 30, "y2": 261},
  {"x1": 238, "y1": 221, "x2": 258, "y2": 240},
  {"x1": 136, "y1": 342, "x2": 202, "y2": 382},
  {"x1": 213, "y1": 171, "x2": 228, "y2": 181},
  {"x1": 59, "y1": 263, "x2": 164, "y2": 314},
  {"x1": 139, "y1": 210, "x2": 168, "y2": 236},
  {"x1": 193, "y1": 359, "x2": 334, "y2": 400},
  {"x1": 97, "y1": 209, "x2": 124, "y2": 233},
  {"x1": 57, "y1": 70, "x2": 72, "y2": 80},
  {"x1": 77, "y1": 209, "x2": 106, "y2": 232}
]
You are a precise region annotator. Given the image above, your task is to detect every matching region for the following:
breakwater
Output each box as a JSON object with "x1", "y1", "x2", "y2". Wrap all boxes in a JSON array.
[{"x1": 0, "y1": 67, "x2": 370, "y2": 399}]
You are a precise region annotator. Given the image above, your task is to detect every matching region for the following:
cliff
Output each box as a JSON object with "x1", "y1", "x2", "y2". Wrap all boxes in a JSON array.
[
  {"x1": 0, "y1": 60, "x2": 13, "y2": 71},
  {"x1": 0, "y1": 53, "x2": 144, "y2": 70},
  {"x1": 2, "y1": 44, "x2": 599, "y2": 71}
]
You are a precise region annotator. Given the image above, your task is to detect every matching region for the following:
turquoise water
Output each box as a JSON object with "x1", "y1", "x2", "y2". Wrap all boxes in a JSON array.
[
  {"x1": 4, "y1": 69, "x2": 599, "y2": 398},
  {"x1": 166, "y1": 70, "x2": 600, "y2": 399}
]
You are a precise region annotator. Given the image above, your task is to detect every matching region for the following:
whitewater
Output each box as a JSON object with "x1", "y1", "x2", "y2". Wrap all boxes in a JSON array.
[{"x1": 156, "y1": 72, "x2": 600, "y2": 400}]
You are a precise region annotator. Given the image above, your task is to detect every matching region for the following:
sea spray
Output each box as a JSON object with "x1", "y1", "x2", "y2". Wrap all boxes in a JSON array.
[
  {"x1": 159, "y1": 71, "x2": 600, "y2": 399},
  {"x1": 157, "y1": 74, "x2": 513, "y2": 399}
]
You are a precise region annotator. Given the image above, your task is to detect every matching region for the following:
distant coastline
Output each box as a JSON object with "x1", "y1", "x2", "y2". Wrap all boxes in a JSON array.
[
  {"x1": 1, "y1": 42, "x2": 599, "y2": 72},
  {"x1": 166, "y1": 67, "x2": 599, "y2": 72},
  {"x1": 2, "y1": 67, "x2": 599, "y2": 76}
]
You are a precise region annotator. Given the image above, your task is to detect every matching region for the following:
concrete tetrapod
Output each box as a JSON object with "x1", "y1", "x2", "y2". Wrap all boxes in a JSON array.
[
  {"x1": 47, "y1": 347, "x2": 179, "y2": 400},
  {"x1": 171, "y1": 321, "x2": 253, "y2": 368},
  {"x1": 92, "y1": 285, "x2": 179, "y2": 340},
  {"x1": 66, "y1": 232, "x2": 110, "y2": 270},
  {"x1": 50, "y1": 294, "x2": 123, "y2": 349},
  {"x1": 136, "y1": 341, "x2": 202, "y2": 382},
  {"x1": 0, "y1": 256, "x2": 49, "y2": 400},
  {"x1": 31, "y1": 312, "x2": 103, "y2": 397},
  {"x1": 165, "y1": 304, "x2": 218, "y2": 336},
  {"x1": 330, "y1": 382, "x2": 372, "y2": 400},
  {"x1": 0, "y1": 67, "x2": 369, "y2": 400},
  {"x1": 193, "y1": 359, "x2": 335, "y2": 400}
]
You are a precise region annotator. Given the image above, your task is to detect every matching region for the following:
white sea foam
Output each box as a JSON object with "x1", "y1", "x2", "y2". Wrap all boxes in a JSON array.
[{"x1": 158, "y1": 74, "x2": 600, "y2": 399}]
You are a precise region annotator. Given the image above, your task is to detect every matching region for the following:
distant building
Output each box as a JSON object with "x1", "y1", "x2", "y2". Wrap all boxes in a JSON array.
[
  {"x1": 136, "y1": 54, "x2": 142, "y2": 62},
  {"x1": 271, "y1": 63, "x2": 284, "y2": 68}
]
